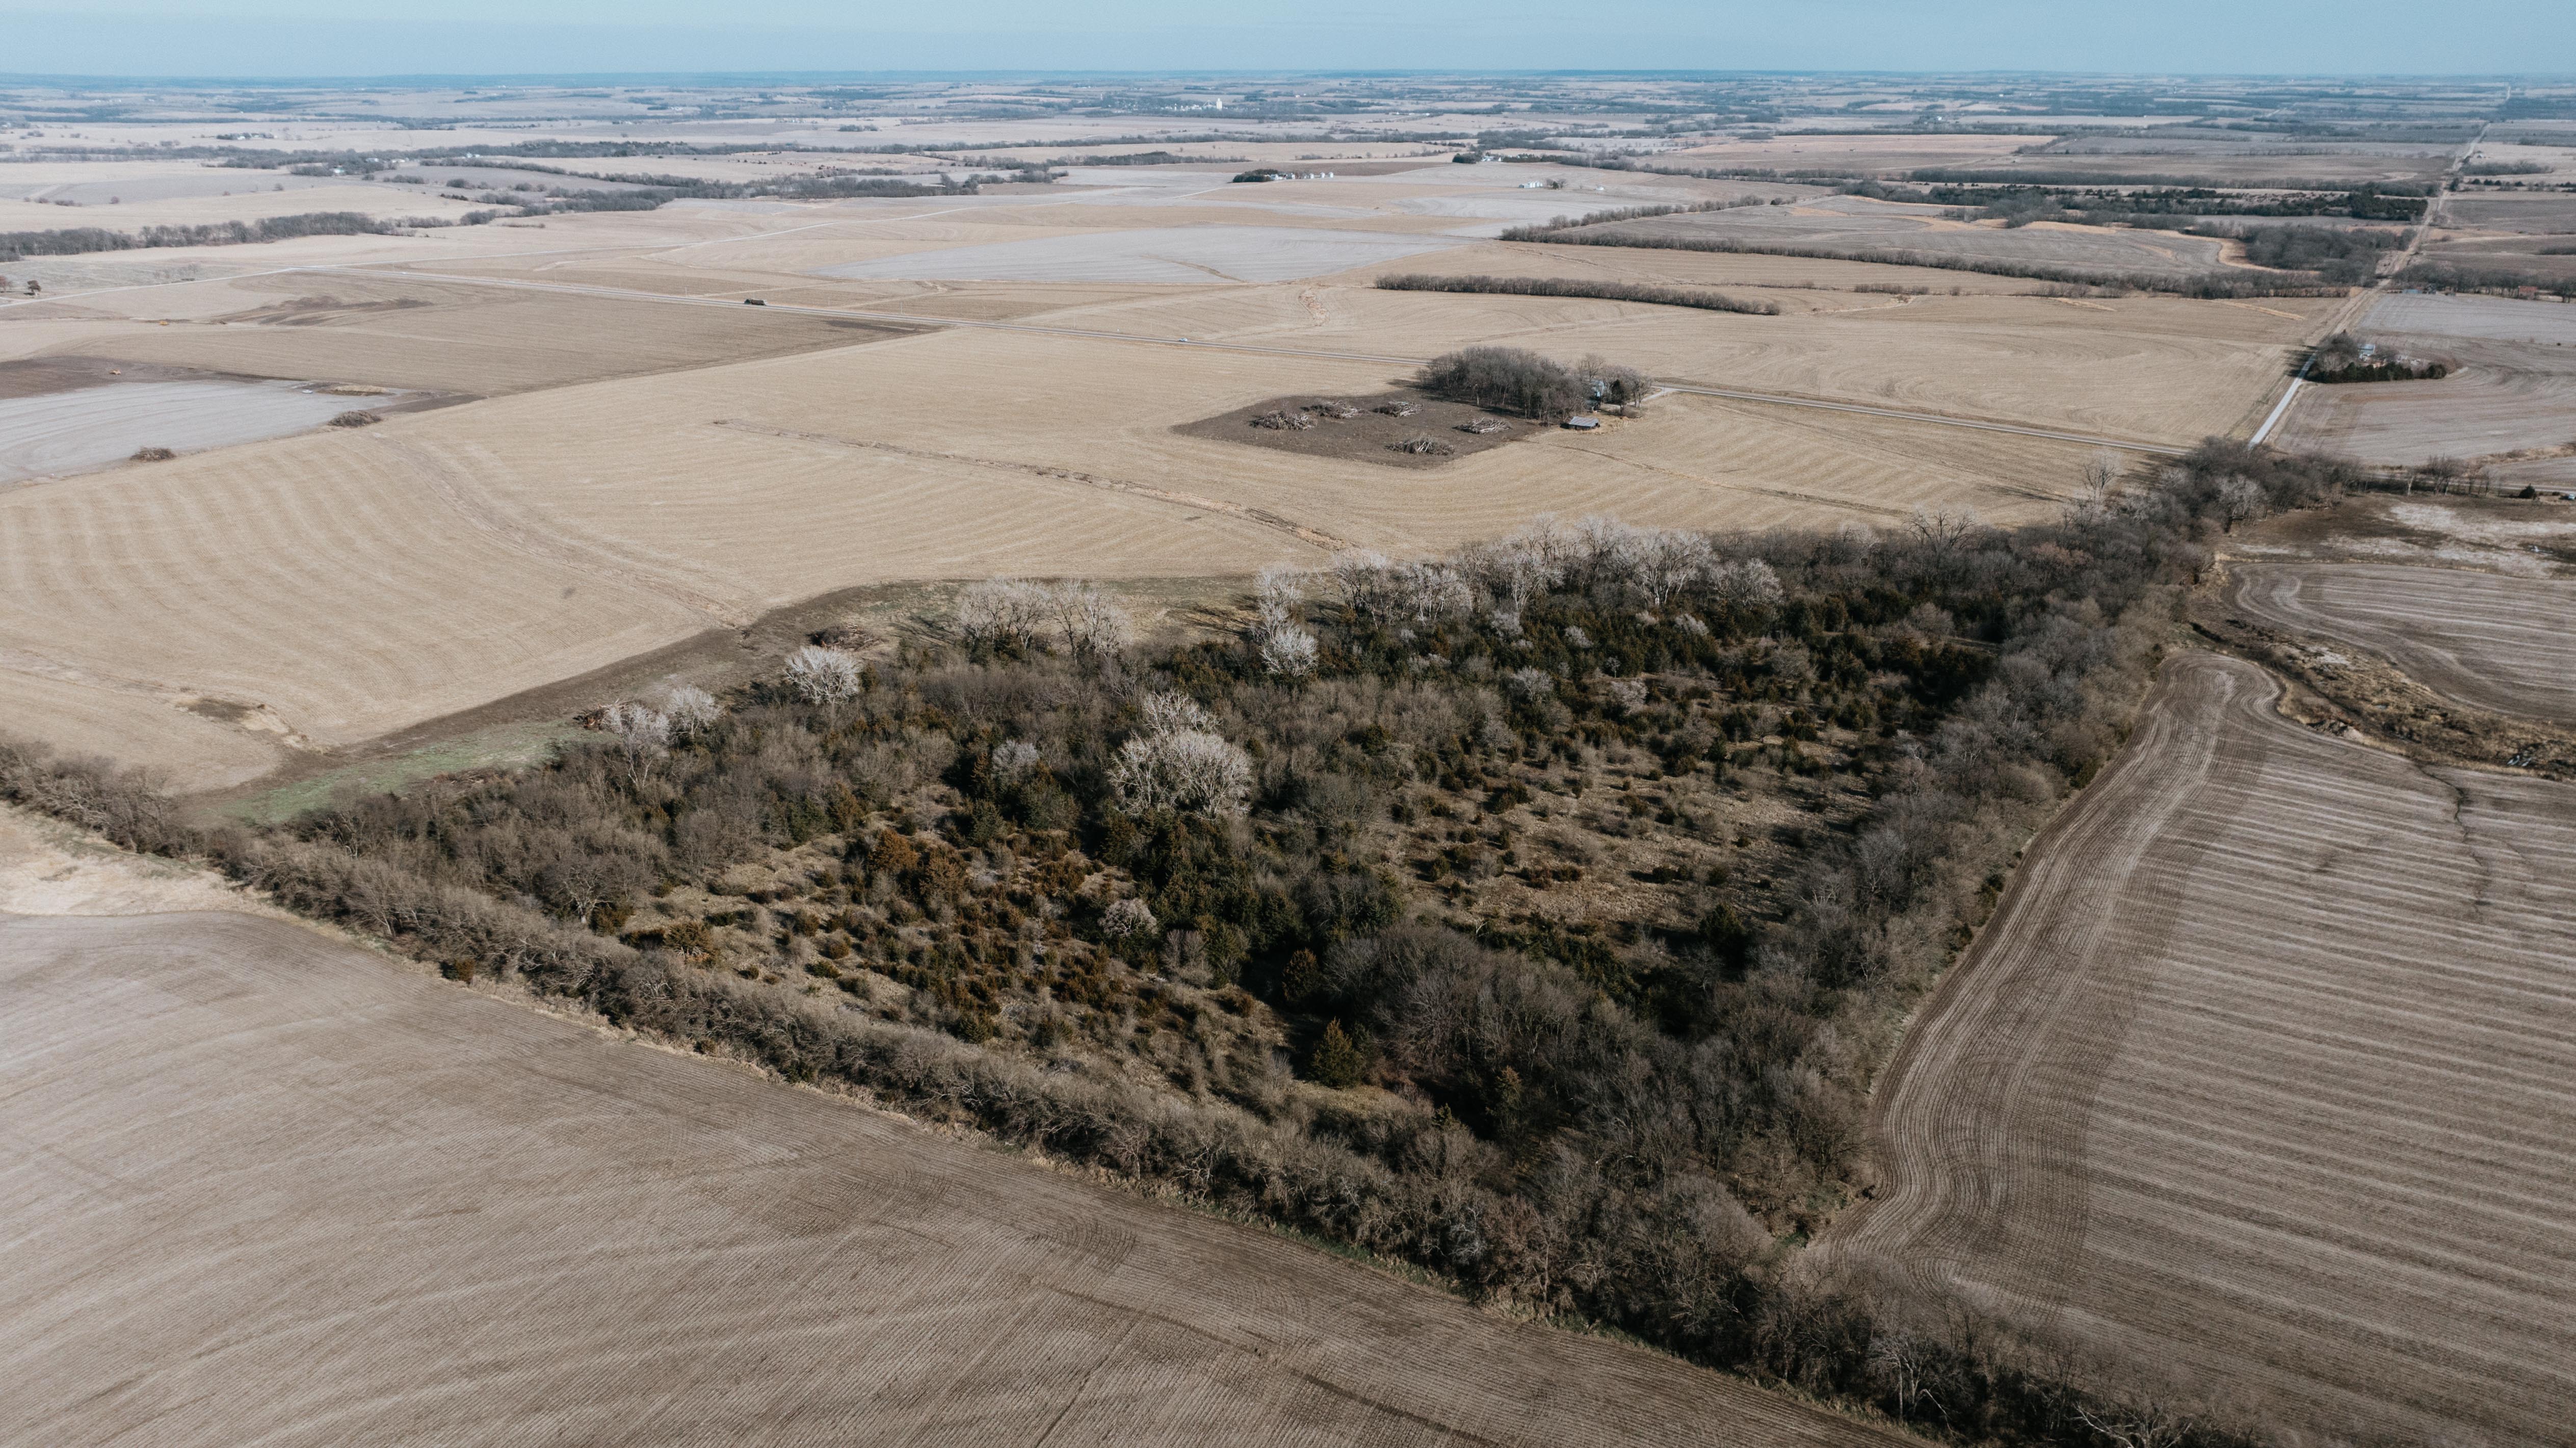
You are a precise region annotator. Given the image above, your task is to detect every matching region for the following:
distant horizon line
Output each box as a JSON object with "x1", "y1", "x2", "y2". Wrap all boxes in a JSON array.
[{"x1": 4, "y1": 67, "x2": 2573, "y2": 87}]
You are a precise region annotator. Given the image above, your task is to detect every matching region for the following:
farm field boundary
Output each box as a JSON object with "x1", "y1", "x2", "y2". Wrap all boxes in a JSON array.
[{"x1": 1831, "y1": 650, "x2": 2576, "y2": 1446}]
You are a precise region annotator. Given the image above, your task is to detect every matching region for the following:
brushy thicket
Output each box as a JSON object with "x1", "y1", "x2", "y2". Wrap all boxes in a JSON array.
[
  {"x1": 1411, "y1": 346, "x2": 1648, "y2": 419},
  {"x1": 2308, "y1": 330, "x2": 2447, "y2": 384},
  {"x1": 1895, "y1": 181, "x2": 2426, "y2": 225},
  {"x1": 1377, "y1": 272, "x2": 1780, "y2": 316},
  {"x1": 2225, "y1": 225, "x2": 2405, "y2": 286},
  {"x1": 0, "y1": 441, "x2": 2366, "y2": 1448},
  {"x1": 1907, "y1": 167, "x2": 2437, "y2": 195},
  {"x1": 2397, "y1": 258, "x2": 2576, "y2": 301}
]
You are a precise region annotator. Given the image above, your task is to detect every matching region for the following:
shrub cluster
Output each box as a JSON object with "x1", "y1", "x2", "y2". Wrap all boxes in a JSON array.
[
  {"x1": 1412, "y1": 347, "x2": 1647, "y2": 420},
  {"x1": 2307, "y1": 331, "x2": 2447, "y2": 383},
  {"x1": 2224, "y1": 224, "x2": 2404, "y2": 285}
]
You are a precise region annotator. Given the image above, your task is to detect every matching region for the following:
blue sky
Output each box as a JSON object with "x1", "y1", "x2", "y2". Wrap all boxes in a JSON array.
[{"x1": 2, "y1": 1, "x2": 2569, "y2": 78}]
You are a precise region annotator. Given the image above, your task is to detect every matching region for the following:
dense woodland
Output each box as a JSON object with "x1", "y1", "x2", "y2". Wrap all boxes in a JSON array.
[{"x1": 2, "y1": 439, "x2": 2364, "y2": 1448}]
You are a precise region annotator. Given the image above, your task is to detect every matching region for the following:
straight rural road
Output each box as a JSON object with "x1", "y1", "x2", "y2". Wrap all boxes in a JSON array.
[
  {"x1": 320, "y1": 264, "x2": 2194, "y2": 457},
  {"x1": 2252, "y1": 121, "x2": 2490, "y2": 445}
]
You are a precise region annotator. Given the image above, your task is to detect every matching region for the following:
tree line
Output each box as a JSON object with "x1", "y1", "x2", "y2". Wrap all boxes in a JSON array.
[
  {"x1": 1377, "y1": 272, "x2": 1780, "y2": 316},
  {"x1": 0, "y1": 211, "x2": 476, "y2": 261}
]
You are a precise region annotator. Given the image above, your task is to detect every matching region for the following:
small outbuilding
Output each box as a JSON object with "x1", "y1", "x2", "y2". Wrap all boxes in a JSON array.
[{"x1": 1562, "y1": 416, "x2": 1599, "y2": 430}]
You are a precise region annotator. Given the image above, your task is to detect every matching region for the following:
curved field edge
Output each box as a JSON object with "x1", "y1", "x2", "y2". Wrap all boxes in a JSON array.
[
  {"x1": 2226, "y1": 561, "x2": 2576, "y2": 727},
  {"x1": 1826, "y1": 651, "x2": 2576, "y2": 1445}
]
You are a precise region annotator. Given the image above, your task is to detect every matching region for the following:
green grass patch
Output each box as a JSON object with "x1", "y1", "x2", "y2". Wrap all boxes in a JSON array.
[{"x1": 216, "y1": 721, "x2": 579, "y2": 825}]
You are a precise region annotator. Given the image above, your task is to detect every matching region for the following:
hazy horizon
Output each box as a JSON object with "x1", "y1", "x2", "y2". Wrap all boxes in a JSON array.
[{"x1": 5, "y1": 1, "x2": 2571, "y2": 80}]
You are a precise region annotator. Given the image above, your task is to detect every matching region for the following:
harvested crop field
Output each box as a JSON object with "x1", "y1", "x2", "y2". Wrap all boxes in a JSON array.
[
  {"x1": 1551, "y1": 202, "x2": 2231, "y2": 278},
  {"x1": 0, "y1": 376, "x2": 399, "y2": 484},
  {"x1": 2436, "y1": 194, "x2": 2576, "y2": 234},
  {"x1": 0, "y1": 890, "x2": 1901, "y2": 1448},
  {"x1": 1830, "y1": 651, "x2": 2576, "y2": 1446},
  {"x1": 34, "y1": 272, "x2": 919, "y2": 397},
  {"x1": 812, "y1": 225, "x2": 1469, "y2": 284},
  {"x1": 2228, "y1": 561, "x2": 2576, "y2": 723},
  {"x1": 1658, "y1": 133, "x2": 2048, "y2": 176},
  {"x1": 2268, "y1": 292, "x2": 2576, "y2": 463}
]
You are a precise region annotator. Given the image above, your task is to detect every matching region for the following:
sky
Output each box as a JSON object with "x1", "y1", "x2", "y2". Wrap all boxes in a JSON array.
[{"x1": 2, "y1": 1, "x2": 2569, "y2": 79}]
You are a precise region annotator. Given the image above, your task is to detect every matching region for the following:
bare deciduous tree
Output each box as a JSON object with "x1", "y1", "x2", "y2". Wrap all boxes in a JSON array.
[
  {"x1": 598, "y1": 702, "x2": 672, "y2": 785},
  {"x1": 1109, "y1": 728, "x2": 1252, "y2": 817},
  {"x1": 659, "y1": 685, "x2": 721, "y2": 736},
  {"x1": 2075, "y1": 1402, "x2": 2190, "y2": 1448},
  {"x1": 1631, "y1": 528, "x2": 1714, "y2": 609},
  {"x1": 1258, "y1": 624, "x2": 1319, "y2": 677},
  {"x1": 1138, "y1": 691, "x2": 1218, "y2": 736},
  {"x1": 783, "y1": 645, "x2": 861, "y2": 705},
  {"x1": 1910, "y1": 504, "x2": 1983, "y2": 552},
  {"x1": 1047, "y1": 582, "x2": 1135, "y2": 661},
  {"x1": 955, "y1": 579, "x2": 1054, "y2": 653},
  {"x1": 1711, "y1": 557, "x2": 1784, "y2": 611},
  {"x1": 2214, "y1": 475, "x2": 2268, "y2": 532},
  {"x1": 1329, "y1": 549, "x2": 1394, "y2": 617},
  {"x1": 989, "y1": 739, "x2": 1042, "y2": 786},
  {"x1": 1253, "y1": 564, "x2": 1306, "y2": 629},
  {"x1": 1867, "y1": 1329, "x2": 1944, "y2": 1427}
]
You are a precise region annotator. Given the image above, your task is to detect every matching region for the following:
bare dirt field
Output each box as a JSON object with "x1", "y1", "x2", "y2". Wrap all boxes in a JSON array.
[
  {"x1": 1829, "y1": 650, "x2": 2576, "y2": 1446},
  {"x1": 2227, "y1": 561, "x2": 2576, "y2": 723},
  {"x1": 2439, "y1": 193, "x2": 2576, "y2": 235},
  {"x1": 0, "y1": 814, "x2": 1901, "y2": 1448},
  {"x1": 0, "y1": 375, "x2": 394, "y2": 484},
  {"x1": 1176, "y1": 389, "x2": 1535, "y2": 467}
]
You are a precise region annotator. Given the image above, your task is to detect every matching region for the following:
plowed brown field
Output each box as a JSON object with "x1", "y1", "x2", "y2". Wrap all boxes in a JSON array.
[
  {"x1": 2230, "y1": 562, "x2": 2576, "y2": 725},
  {"x1": 1831, "y1": 651, "x2": 2576, "y2": 1445},
  {"x1": 0, "y1": 887, "x2": 1903, "y2": 1448}
]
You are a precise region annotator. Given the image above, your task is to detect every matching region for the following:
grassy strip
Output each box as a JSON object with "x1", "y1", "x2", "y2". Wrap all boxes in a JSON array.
[{"x1": 1376, "y1": 272, "x2": 1780, "y2": 316}]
